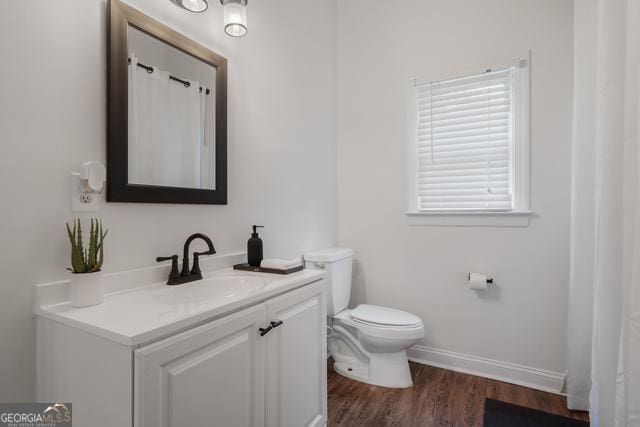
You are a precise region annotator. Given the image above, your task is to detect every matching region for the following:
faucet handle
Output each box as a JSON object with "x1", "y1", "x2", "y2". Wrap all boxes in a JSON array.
[
  {"x1": 191, "y1": 252, "x2": 202, "y2": 275},
  {"x1": 157, "y1": 255, "x2": 180, "y2": 282},
  {"x1": 191, "y1": 248, "x2": 215, "y2": 274}
]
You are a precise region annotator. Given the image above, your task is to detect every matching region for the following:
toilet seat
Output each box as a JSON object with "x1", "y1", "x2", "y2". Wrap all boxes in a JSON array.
[
  {"x1": 350, "y1": 304, "x2": 422, "y2": 327},
  {"x1": 333, "y1": 307, "x2": 424, "y2": 341}
]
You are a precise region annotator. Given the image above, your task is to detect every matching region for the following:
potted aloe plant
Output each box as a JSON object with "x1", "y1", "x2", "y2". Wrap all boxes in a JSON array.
[{"x1": 66, "y1": 218, "x2": 108, "y2": 307}]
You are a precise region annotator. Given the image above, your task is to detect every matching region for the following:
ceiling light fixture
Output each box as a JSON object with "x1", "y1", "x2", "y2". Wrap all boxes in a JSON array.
[
  {"x1": 220, "y1": 0, "x2": 248, "y2": 37},
  {"x1": 169, "y1": 0, "x2": 209, "y2": 13}
]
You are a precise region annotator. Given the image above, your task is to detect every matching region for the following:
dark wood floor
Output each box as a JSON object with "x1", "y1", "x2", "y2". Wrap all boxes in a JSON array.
[{"x1": 328, "y1": 360, "x2": 589, "y2": 426}]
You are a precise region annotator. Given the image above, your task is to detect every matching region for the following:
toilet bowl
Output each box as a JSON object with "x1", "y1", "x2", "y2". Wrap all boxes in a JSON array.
[
  {"x1": 329, "y1": 304, "x2": 424, "y2": 388},
  {"x1": 304, "y1": 248, "x2": 425, "y2": 388}
]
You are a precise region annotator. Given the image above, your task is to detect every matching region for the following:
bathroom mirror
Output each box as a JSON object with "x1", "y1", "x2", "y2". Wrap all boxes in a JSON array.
[{"x1": 107, "y1": 0, "x2": 227, "y2": 204}]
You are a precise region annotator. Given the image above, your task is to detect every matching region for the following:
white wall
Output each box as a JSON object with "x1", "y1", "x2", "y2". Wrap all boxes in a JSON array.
[
  {"x1": 337, "y1": 0, "x2": 574, "y2": 379},
  {"x1": 0, "y1": 0, "x2": 337, "y2": 400}
]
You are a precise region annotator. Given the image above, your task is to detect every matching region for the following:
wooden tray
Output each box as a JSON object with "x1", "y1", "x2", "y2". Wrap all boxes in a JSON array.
[{"x1": 233, "y1": 263, "x2": 304, "y2": 275}]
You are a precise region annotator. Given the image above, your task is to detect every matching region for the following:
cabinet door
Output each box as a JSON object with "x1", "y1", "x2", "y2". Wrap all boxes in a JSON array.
[
  {"x1": 265, "y1": 280, "x2": 327, "y2": 427},
  {"x1": 134, "y1": 305, "x2": 266, "y2": 427}
]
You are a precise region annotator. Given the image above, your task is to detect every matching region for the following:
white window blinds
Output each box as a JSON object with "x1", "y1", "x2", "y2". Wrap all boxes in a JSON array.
[{"x1": 415, "y1": 67, "x2": 517, "y2": 211}]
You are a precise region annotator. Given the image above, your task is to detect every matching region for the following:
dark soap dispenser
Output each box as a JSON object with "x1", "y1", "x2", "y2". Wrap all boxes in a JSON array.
[{"x1": 247, "y1": 225, "x2": 264, "y2": 267}]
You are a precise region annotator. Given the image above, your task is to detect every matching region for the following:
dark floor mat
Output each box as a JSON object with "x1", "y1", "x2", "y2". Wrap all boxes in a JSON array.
[{"x1": 484, "y1": 398, "x2": 589, "y2": 427}]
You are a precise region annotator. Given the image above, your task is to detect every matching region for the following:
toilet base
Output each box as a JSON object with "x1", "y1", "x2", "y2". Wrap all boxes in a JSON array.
[
  {"x1": 333, "y1": 359, "x2": 370, "y2": 384},
  {"x1": 368, "y1": 351, "x2": 413, "y2": 388},
  {"x1": 330, "y1": 334, "x2": 414, "y2": 388}
]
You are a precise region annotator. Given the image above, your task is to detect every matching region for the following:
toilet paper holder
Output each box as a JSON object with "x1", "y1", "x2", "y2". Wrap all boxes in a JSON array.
[{"x1": 468, "y1": 273, "x2": 493, "y2": 284}]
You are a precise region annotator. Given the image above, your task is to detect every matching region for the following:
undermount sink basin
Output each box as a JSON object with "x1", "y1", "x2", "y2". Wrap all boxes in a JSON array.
[
  {"x1": 156, "y1": 275, "x2": 271, "y2": 305},
  {"x1": 204, "y1": 275, "x2": 270, "y2": 293}
]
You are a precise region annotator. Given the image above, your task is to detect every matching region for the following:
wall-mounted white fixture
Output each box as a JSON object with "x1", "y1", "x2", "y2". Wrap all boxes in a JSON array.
[
  {"x1": 80, "y1": 161, "x2": 106, "y2": 194},
  {"x1": 71, "y1": 161, "x2": 106, "y2": 213},
  {"x1": 169, "y1": 0, "x2": 208, "y2": 13},
  {"x1": 220, "y1": 0, "x2": 248, "y2": 37}
]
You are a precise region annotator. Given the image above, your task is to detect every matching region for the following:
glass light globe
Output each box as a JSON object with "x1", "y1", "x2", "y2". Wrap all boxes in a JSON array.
[
  {"x1": 173, "y1": 0, "x2": 208, "y2": 13},
  {"x1": 223, "y1": 1, "x2": 247, "y2": 37}
]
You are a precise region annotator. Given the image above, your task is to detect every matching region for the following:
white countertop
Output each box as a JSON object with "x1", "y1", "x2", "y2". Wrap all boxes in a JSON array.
[{"x1": 34, "y1": 267, "x2": 325, "y2": 347}]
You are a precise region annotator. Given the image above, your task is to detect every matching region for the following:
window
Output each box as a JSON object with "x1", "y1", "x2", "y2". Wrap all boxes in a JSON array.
[{"x1": 407, "y1": 60, "x2": 530, "y2": 222}]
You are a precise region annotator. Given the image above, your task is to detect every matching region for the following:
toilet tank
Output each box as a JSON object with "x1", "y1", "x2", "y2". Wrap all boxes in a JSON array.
[{"x1": 304, "y1": 248, "x2": 354, "y2": 315}]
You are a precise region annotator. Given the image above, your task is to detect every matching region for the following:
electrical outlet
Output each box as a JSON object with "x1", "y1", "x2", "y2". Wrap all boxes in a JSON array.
[{"x1": 71, "y1": 173, "x2": 99, "y2": 212}]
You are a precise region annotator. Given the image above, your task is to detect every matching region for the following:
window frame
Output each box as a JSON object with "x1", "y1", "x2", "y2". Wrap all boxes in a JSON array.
[{"x1": 405, "y1": 54, "x2": 531, "y2": 227}]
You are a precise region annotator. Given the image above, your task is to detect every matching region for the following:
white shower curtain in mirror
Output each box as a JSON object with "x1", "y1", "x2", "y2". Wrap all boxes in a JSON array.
[
  {"x1": 128, "y1": 54, "x2": 203, "y2": 188},
  {"x1": 199, "y1": 89, "x2": 215, "y2": 189},
  {"x1": 567, "y1": 0, "x2": 640, "y2": 425}
]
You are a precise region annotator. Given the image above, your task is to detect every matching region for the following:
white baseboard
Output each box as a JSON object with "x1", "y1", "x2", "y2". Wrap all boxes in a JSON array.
[{"x1": 407, "y1": 345, "x2": 566, "y2": 395}]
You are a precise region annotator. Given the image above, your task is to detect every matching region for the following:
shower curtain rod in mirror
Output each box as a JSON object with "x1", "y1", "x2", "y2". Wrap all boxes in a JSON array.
[{"x1": 127, "y1": 58, "x2": 211, "y2": 95}]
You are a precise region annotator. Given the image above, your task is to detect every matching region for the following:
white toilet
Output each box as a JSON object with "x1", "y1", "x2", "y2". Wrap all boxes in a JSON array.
[{"x1": 304, "y1": 248, "x2": 424, "y2": 388}]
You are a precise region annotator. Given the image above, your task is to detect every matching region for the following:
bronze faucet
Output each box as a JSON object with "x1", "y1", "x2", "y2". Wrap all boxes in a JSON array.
[{"x1": 156, "y1": 233, "x2": 216, "y2": 285}]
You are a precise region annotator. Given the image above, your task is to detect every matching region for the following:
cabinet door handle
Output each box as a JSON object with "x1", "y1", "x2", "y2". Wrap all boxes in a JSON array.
[
  {"x1": 270, "y1": 320, "x2": 284, "y2": 329},
  {"x1": 259, "y1": 326, "x2": 273, "y2": 337}
]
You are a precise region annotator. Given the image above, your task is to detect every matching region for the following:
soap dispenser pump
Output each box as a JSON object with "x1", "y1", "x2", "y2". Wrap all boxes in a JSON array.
[{"x1": 247, "y1": 225, "x2": 264, "y2": 267}]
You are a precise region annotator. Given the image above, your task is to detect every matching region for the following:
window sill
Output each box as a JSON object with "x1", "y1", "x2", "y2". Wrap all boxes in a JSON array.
[{"x1": 405, "y1": 211, "x2": 533, "y2": 227}]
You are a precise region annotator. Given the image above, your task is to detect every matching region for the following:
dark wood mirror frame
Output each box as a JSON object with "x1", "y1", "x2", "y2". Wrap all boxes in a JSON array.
[{"x1": 107, "y1": 0, "x2": 227, "y2": 204}]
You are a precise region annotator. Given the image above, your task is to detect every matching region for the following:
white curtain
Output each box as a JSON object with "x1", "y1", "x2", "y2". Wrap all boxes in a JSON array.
[
  {"x1": 128, "y1": 54, "x2": 203, "y2": 188},
  {"x1": 567, "y1": 0, "x2": 597, "y2": 411},
  {"x1": 199, "y1": 88, "x2": 216, "y2": 189},
  {"x1": 567, "y1": 0, "x2": 640, "y2": 425}
]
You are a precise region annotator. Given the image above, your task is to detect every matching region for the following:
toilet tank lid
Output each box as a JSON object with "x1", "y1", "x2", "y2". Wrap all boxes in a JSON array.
[
  {"x1": 350, "y1": 304, "x2": 423, "y2": 327},
  {"x1": 304, "y1": 247, "x2": 354, "y2": 263}
]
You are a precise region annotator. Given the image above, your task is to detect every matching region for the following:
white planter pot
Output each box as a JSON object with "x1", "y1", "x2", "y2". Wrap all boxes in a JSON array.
[{"x1": 70, "y1": 271, "x2": 104, "y2": 308}]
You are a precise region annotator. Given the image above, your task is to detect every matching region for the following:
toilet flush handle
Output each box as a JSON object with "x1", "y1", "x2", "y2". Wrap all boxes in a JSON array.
[{"x1": 313, "y1": 262, "x2": 326, "y2": 269}]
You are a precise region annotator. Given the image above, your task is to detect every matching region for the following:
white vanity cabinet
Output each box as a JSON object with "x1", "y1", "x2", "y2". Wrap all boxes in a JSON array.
[
  {"x1": 134, "y1": 282, "x2": 327, "y2": 427},
  {"x1": 265, "y1": 283, "x2": 327, "y2": 427},
  {"x1": 134, "y1": 304, "x2": 267, "y2": 427},
  {"x1": 36, "y1": 273, "x2": 326, "y2": 427}
]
